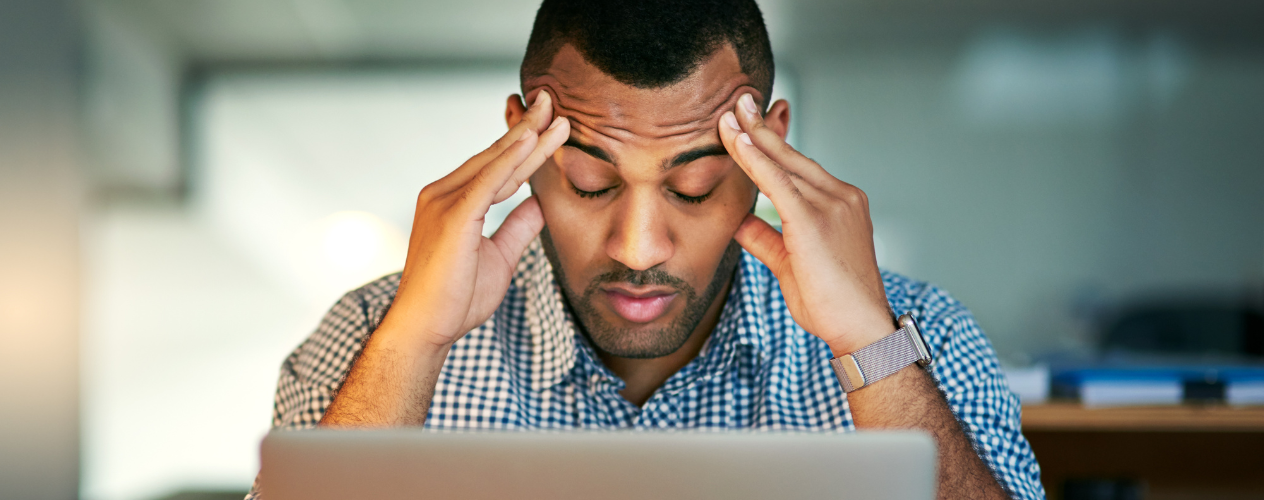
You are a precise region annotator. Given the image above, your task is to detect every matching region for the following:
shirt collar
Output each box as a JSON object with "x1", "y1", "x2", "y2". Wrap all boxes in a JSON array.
[
  {"x1": 731, "y1": 250, "x2": 774, "y2": 356},
  {"x1": 512, "y1": 238, "x2": 776, "y2": 391},
  {"x1": 518, "y1": 238, "x2": 579, "y2": 392}
]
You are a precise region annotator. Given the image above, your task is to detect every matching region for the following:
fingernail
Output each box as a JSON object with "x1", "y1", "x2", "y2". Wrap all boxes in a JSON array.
[
  {"x1": 532, "y1": 90, "x2": 550, "y2": 109},
  {"x1": 722, "y1": 112, "x2": 739, "y2": 130},
  {"x1": 738, "y1": 133, "x2": 753, "y2": 145},
  {"x1": 547, "y1": 116, "x2": 565, "y2": 131},
  {"x1": 740, "y1": 94, "x2": 758, "y2": 115},
  {"x1": 517, "y1": 128, "x2": 535, "y2": 142}
]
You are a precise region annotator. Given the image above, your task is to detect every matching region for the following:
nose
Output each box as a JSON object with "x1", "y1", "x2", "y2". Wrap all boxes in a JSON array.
[{"x1": 605, "y1": 188, "x2": 674, "y2": 271}]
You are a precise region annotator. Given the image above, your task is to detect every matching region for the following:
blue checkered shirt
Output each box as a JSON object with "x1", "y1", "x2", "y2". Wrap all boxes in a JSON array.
[{"x1": 249, "y1": 238, "x2": 1044, "y2": 499}]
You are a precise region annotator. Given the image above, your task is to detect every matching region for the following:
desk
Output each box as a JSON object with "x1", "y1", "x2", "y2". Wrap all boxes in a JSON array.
[{"x1": 1022, "y1": 403, "x2": 1264, "y2": 500}]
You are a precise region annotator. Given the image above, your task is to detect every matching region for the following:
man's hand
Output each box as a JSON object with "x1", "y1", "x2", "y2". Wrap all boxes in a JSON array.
[
  {"x1": 378, "y1": 90, "x2": 569, "y2": 349},
  {"x1": 718, "y1": 94, "x2": 1011, "y2": 500},
  {"x1": 320, "y1": 92, "x2": 569, "y2": 427},
  {"x1": 717, "y1": 93, "x2": 892, "y2": 357}
]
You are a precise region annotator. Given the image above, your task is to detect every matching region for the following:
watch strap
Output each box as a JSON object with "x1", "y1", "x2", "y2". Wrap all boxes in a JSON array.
[{"x1": 830, "y1": 325, "x2": 923, "y2": 392}]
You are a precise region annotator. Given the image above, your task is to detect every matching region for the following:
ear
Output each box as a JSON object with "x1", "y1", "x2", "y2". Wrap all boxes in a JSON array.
[
  {"x1": 764, "y1": 99, "x2": 791, "y2": 140},
  {"x1": 505, "y1": 94, "x2": 528, "y2": 129}
]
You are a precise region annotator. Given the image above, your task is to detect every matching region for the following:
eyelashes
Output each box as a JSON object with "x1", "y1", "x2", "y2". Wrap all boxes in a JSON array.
[
  {"x1": 571, "y1": 185, "x2": 612, "y2": 199},
  {"x1": 570, "y1": 183, "x2": 712, "y2": 204},
  {"x1": 673, "y1": 191, "x2": 712, "y2": 204}
]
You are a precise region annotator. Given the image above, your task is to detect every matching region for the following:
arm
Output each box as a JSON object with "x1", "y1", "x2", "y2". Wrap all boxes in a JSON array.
[
  {"x1": 849, "y1": 366, "x2": 1009, "y2": 499},
  {"x1": 318, "y1": 332, "x2": 452, "y2": 427},
  {"x1": 717, "y1": 93, "x2": 1010, "y2": 500},
  {"x1": 319, "y1": 91, "x2": 570, "y2": 428}
]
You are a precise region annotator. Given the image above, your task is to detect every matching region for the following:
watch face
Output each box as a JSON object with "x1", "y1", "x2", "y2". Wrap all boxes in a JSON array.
[{"x1": 899, "y1": 314, "x2": 934, "y2": 366}]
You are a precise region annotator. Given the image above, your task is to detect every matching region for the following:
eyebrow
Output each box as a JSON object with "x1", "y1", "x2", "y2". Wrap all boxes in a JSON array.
[
  {"x1": 563, "y1": 138, "x2": 729, "y2": 171},
  {"x1": 664, "y1": 144, "x2": 729, "y2": 171},
  {"x1": 563, "y1": 138, "x2": 613, "y2": 164}
]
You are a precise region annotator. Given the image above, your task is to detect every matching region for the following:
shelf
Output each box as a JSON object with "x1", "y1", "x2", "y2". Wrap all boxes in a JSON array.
[{"x1": 1022, "y1": 402, "x2": 1264, "y2": 432}]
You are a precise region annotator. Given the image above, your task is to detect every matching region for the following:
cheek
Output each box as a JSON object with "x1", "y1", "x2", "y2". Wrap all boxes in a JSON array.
[
  {"x1": 662, "y1": 180, "x2": 756, "y2": 292},
  {"x1": 531, "y1": 161, "x2": 612, "y2": 287}
]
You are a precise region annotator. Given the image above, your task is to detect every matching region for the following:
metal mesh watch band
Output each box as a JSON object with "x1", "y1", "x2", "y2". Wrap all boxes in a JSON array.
[{"x1": 829, "y1": 315, "x2": 930, "y2": 393}]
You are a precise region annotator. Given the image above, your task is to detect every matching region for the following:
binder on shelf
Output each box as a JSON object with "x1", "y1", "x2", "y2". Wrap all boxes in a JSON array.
[{"x1": 1051, "y1": 366, "x2": 1264, "y2": 407}]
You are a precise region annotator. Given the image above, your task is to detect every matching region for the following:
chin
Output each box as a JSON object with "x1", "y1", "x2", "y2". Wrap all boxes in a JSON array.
[{"x1": 585, "y1": 313, "x2": 694, "y2": 359}]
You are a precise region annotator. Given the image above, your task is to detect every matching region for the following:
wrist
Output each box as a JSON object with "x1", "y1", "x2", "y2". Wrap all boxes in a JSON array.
[
  {"x1": 373, "y1": 311, "x2": 458, "y2": 355},
  {"x1": 824, "y1": 314, "x2": 899, "y2": 358}
]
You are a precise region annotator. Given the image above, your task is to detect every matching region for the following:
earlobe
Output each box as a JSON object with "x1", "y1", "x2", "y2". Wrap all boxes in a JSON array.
[{"x1": 505, "y1": 94, "x2": 528, "y2": 129}]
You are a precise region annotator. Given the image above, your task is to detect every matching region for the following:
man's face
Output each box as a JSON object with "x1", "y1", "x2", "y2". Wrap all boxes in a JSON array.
[{"x1": 521, "y1": 44, "x2": 764, "y2": 359}]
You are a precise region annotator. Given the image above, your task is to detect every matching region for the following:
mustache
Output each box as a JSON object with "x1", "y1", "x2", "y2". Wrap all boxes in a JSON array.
[{"x1": 585, "y1": 265, "x2": 693, "y2": 294}]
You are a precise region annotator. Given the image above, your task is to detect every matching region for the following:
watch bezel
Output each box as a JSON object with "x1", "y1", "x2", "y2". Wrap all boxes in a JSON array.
[{"x1": 899, "y1": 313, "x2": 934, "y2": 367}]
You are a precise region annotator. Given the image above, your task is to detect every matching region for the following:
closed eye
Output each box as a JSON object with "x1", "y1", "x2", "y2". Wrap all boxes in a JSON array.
[
  {"x1": 672, "y1": 190, "x2": 713, "y2": 204},
  {"x1": 572, "y1": 184, "x2": 613, "y2": 199}
]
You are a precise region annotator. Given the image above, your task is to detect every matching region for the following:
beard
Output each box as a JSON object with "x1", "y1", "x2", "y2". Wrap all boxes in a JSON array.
[{"x1": 540, "y1": 228, "x2": 742, "y2": 359}]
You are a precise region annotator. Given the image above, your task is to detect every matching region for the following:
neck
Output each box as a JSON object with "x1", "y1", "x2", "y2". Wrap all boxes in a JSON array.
[{"x1": 596, "y1": 276, "x2": 733, "y2": 407}]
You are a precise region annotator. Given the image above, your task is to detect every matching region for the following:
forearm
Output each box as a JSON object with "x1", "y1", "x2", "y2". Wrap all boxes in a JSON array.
[
  {"x1": 319, "y1": 326, "x2": 451, "y2": 428},
  {"x1": 847, "y1": 365, "x2": 1009, "y2": 500}
]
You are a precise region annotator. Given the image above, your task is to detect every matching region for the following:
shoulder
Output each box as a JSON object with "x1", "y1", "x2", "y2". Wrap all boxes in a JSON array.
[
  {"x1": 879, "y1": 270, "x2": 1006, "y2": 393},
  {"x1": 344, "y1": 272, "x2": 402, "y2": 327},
  {"x1": 285, "y1": 273, "x2": 403, "y2": 388},
  {"x1": 745, "y1": 260, "x2": 995, "y2": 373},
  {"x1": 879, "y1": 270, "x2": 988, "y2": 351},
  {"x1": 880, "y1": 270, "x2": 969, "y2": 322}
]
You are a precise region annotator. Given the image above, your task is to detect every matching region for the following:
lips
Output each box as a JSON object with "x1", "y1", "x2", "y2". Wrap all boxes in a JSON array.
[{"x1": 603, "y1": 289, "x2": 678, "y2": 323}]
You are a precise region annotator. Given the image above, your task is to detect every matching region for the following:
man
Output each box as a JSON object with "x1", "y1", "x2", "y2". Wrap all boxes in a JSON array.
[{"x1": 249, "y1": 1, "x2": 1043, "y2": 499}]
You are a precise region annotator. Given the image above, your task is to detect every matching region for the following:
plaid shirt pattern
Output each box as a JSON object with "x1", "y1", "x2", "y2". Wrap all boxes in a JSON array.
[{"x1": 249, "y1": 238, "x2": 1045, "y2": 499}]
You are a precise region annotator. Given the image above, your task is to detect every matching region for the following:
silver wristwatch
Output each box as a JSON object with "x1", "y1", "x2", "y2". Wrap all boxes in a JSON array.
[{"x1": 830, "y1": 313, "x2": 934, "y2": 393}]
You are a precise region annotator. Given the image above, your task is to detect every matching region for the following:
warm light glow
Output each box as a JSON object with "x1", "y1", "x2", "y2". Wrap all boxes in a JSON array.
[{"x1": 319, "y1": 211, "x2": 389, "y2": 272}]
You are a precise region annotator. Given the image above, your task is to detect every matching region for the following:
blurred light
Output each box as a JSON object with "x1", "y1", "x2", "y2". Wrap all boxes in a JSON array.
[
  {"x1": 0, "y1": 288, "x2": 42, "y2": 333},
  {"x1": 319, "y1": 211, "x2": 388, "y2": 272}
]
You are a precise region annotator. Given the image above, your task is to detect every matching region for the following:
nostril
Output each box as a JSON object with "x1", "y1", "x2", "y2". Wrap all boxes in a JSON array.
[
  {"x1": 606, "y1": 194, "x2": 675, "y2": 271},
  {"x1": 608, "y1": 232, "x2": 674, "y2": 272}
]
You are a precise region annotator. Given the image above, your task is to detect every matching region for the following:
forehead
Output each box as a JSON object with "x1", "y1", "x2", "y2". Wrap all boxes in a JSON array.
[{"x1": 524, "y1": 44, "x2": 761, "y2": 148}]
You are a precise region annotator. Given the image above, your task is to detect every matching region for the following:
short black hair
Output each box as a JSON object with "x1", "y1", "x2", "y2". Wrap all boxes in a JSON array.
[{"x1": 521, "y1": 0, "x2": 774, "y2": 106}]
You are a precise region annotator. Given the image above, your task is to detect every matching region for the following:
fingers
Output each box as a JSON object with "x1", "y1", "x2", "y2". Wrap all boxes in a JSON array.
[
  {"x1": 734, "y1": 213, "x2": 789, "y2": 274},
  {"x1": 718, "y1": 109, "x2": 803, "y2": 211},
  {"x1": 490, "y1": 196, "x2": 545, "y2": 263},
  {"x1": 731, "y1": 94, "x2": 837, "y2": 188},
  {"x1": 459, "y1": 127, "x2": 538, "y2": 214},
  {"x1": 491, "y1": 115, "x2": 570, "y2": 204},
  {"x1": 436, "y1": 91, "x2": 556, "y2": 193},
  {"x1": 476, "y1": 89, "x2": 555, "y2": 165}
]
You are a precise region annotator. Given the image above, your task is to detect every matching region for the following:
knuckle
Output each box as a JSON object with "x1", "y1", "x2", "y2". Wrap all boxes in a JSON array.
[
  {"x1": 417, "y1": 185, "x2": 438, "y2": 205},
  {"x1": 842, "y1": 186, "x2": 865, "y2": 205},
  {"x1": 456, "y1": 184, "x2": 478, "y2": 204},
  {"x1": 776, "y1": 171, "x2": 797, "y2": 190},
  {"x1": 775, "y1": 139, "x2": 796, "y2": 157},
  {"x1": 478, "y1": 143, "x2": 498, "y2": 159},
  {"x1": 470, "y1": 164, "x2": 492, "y2": 186}
]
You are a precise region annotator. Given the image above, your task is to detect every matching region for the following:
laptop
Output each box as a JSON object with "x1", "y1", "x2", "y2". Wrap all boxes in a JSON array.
[{"x1": 260, "y1": 429, "x2": 936, "y2": 500}]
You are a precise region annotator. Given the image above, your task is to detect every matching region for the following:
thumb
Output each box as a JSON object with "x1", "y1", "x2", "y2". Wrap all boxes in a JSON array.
[
  {"x1": 734, "y1": 213, "x2": 788, "y2": 271},
  {"x1": 491, "y1": 195, "x2": 545, "y2": 262}
]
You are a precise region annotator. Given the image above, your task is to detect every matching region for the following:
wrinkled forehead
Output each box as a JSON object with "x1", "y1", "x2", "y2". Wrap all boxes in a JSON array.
[{"x1": 523, "y1": 44, "x2": 763, "y2": 146}]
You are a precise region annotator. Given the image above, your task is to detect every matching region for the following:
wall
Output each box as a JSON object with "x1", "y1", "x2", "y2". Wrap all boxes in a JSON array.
[{"x1": 787, "y1": 27, "x2": 1264, "y2": 361}]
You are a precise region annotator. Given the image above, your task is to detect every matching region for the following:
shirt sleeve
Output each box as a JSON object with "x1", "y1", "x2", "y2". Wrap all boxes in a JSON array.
[
  {"x1": 245, "y1": 289, "x2": 378, "y2": 500},
  {"x1": 912, "y1": 285, "x2": 1046, "y2": 500}
]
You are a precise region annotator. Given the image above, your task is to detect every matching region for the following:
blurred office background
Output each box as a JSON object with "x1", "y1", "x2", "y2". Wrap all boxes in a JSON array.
[{"x1": 0, "y1": 0, "x2": 1261, "y2": 499}]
